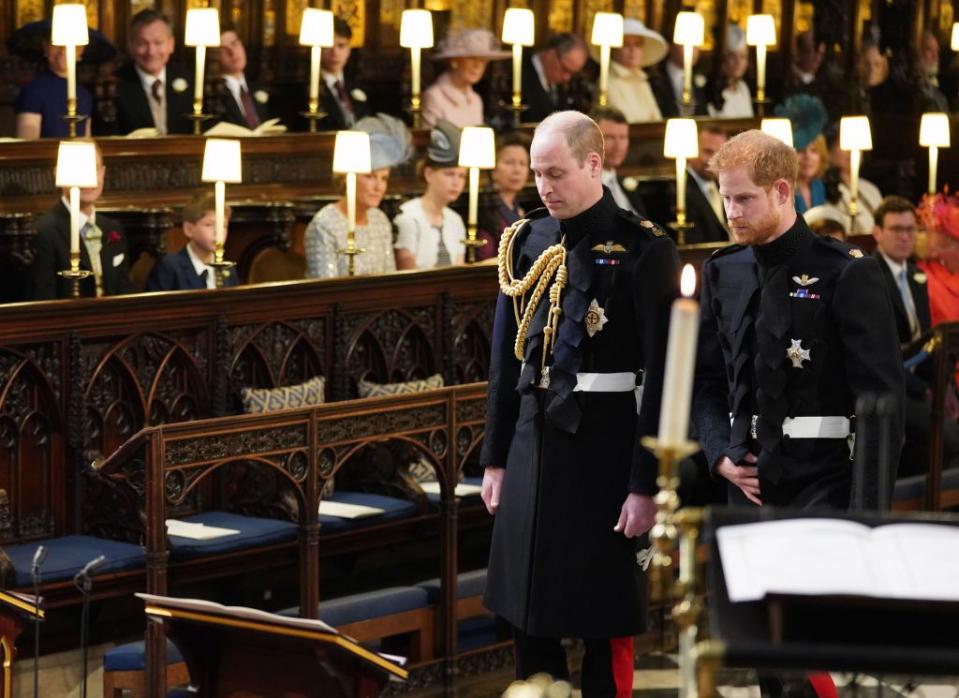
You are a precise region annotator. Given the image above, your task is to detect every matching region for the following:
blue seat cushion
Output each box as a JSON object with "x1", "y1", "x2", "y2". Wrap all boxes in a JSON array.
[
  {"x1": 416, "y1": 568, "x2": 487, "y2": 603},
  {"x1": 458, "y1": 616, "x2": 497, "y2": 652},
  {"x1": 103, "y1": 639, "x2": 184, "y2": 671},
  {"x1": 281, "y1": 586, "x2": 430, "y2": 628},
  {"x1": 6, "y1": 535, "x2": 145, "y2": 587},
  {"x1": 894, "y1": 468, "x2": 959, "y2": 503},
  {"x1": 168, "y1": 511, "x2": 298, "y2": 560},
  {"x1": 425, "y1": 477, "x2": 483, "y2": 505},
  {"x1": 320, "y1": 492, "x2": 418, "y2": 533}
]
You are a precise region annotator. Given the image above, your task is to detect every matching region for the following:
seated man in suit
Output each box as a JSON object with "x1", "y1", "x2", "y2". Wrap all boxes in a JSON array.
[
  {"x1": 317, "y1": 18, "x2": 370, "y2": 131},
  {"x1": 146, "y1": 194, "x2": 238, "y2": 291},
  {"x1": 683, "y1": 125, "x2": 730, "y2": 243},
  {"x1": 216, "y1": 26, "x2": 270, "y2": 129},
  {"x1": 32, "y1": 142, "x2": 132, "y2": 300},
  {"x1": 592, "y1": 106, "x2": 646, "y2": 215},
  {"x1": 650, "y1": 42, "x2": 708, "y2": 118},
  {"x1": 110, "y1": 9, "x2": 193, "y2": 135},
  {"x1": 521, "y1": 33, "x2": 588, "y2": 123},
  {"x1": 872, "y1": 195, "x2": 959, "y2": 476}
]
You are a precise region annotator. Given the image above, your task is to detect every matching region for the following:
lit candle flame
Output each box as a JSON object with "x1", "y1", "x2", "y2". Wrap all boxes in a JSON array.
[{"x1": 680, "y1": 264, "x2": 696, "y2": 297}]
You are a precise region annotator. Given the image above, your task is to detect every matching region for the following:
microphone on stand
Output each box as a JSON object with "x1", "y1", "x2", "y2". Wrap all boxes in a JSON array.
[
  {"x1": 73, "y1": 555, "x2": 106, "y2": 698},
  {"x1": 31, "y1": 545, "x2": 46, "y2": 698}
]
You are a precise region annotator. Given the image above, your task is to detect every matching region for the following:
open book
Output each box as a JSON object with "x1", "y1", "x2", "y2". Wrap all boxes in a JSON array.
[
  {"x1": 205, "y1": 118, "x2": 287, "y2": 137},
  {"x1": 717, "y1": 518, "x2": 959, "y2": 603}
]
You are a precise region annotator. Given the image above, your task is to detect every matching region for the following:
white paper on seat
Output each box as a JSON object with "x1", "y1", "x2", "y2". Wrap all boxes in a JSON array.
[
  {"x1": 318, "y1": 500, "x2": 385, "y2": 519},
  {"x1": 166, "y1": 519, "x2": 240, "y2": 539},
  {"x1": 419, "y1": 481, "x2": 483, "y2": 497},
  {"x1": 204, "y1": 118, "x2": 287, "y2": 137},
  {"x1": 716, "y1": 518, "x2": 959, "y2": 603},
  {"x1": 126, "y1": 127, "x2": 159, "y2": 138}
]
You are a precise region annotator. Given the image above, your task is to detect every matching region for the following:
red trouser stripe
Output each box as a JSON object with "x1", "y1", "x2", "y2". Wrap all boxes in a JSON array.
[
  {"x1": 808, "y1": 673, "x2": 838, "y2": 698},
  {"x1": 609, "y1": 636, "x2": 634, "y2": 698}
]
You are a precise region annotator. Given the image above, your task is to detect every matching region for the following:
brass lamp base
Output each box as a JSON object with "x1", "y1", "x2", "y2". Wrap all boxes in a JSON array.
[
  {"x1": 510, "y1": 102, "x2": 529, "y2": 128},
  {"x1": 461, "y1": 236, "x2": 488, "y2": 264},
  {"x1": 58, "y1": 267, "x2": 93, "y2": 298},
  {"x1": 668, "y1": 220, "x2": 696, "y2": 246},
  {"x1": 337, "y1": 245, "x2": 366, "y2": 277},
  {"x1": 186, "y1": 112, "x2": 215, "y2": 135},
  {"x1": 60, "y1": 113, "x2": 88, "y2": 138},
  {"x1": 300, "y1": 109, "x2": 328, "y2": 133},
  {"x1": 208, "y1": 259, "x2": 236, "y2": 289}
]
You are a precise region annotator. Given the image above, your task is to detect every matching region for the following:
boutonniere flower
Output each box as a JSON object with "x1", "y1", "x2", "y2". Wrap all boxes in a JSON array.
[
  {"x1": 254, "y1": 89, "x2": 269, "y2": 104},
  {"x1": 107, "y1": 230, "x2": 122, "y2": 244},
  {"x1": 171, "y1": 78, "x2": 188, "y2": 93},
  {"x1": 622, "y1": 176, "x2": 639, "y2": 192},
  {"x1": 694, "y1": 74, "x2": 707, "y2": 88},
  {"x1": 914, "y1": 272, "x2": 928, "y2": 284},
  {"x1": 350, "y1": 88, "x2": 367, "y2": 102}
]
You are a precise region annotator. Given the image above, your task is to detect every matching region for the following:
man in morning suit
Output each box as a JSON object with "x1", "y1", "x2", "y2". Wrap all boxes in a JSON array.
[
  {"x1": 683, "y1": 125, "x2": 730, "y2": 243},
  {"x1": 871, "y1": 195, "x2": 959, "y2": 476},
  {"x1": 693, "y1": 129, "x2": 904, "y2": 513},
  {"x1": 521, "y1": 34, "x2": 588, "y2": 123},
  {"x1": 146, "y1": 194, "x2": 238, "y2": 291},
  {"x1": 216, "y1": 27, "x2": 270, "y2": 130},
  {"x1": 316, "y1": 18, "x2": 370, "y2": 131},
  {"x1": 592, "y1": 106, "x2": 647, "y2": 216},
  {"x1": 481, "y1": 111, "x2": 678, "y2": 696},
  {"x1": 110, "y1": 9, "x2": 193, "y2": 135},
  {"x1": 32, "y1": 142, "x2": 132, "y2": 300}
]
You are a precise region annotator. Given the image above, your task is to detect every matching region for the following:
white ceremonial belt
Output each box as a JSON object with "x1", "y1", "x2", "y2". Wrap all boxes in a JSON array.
[
  {"x1": 780, "y1": 416, "x2": 852, "y2": 439},
  {"x1": 573, "y1": 372, "x2": 637, "y2": 392}
]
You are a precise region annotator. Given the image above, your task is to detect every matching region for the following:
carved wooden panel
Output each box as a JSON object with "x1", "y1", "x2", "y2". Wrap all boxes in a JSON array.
[
  {"x1": 340, "y1": 307, "x2": 439, "y2": 390},
  {"x1": 450, "y1": 300, "x2": 494, "y2": 385},
  {"x1": 228, "y1": 319, "x2": 326, "y2": 393}
]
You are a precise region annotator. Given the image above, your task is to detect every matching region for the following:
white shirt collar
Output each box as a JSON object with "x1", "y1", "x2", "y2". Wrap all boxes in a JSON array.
[
  {"x1": 134, "y1": 65, "x2": 167, "y2": 93},
  {"x1": 223, "y1": 74, "x2": 248, "y2": 92},
  {"x1": 531, "y1": 53, "x2": 551, "y2": 93},
  {"x1": 880, "y1": 251, "x2": 908, "y2": 279},
  {"x1": 687, "y1": 166, "x2": 710, "y2": 191},
  {"x1": 601, "y1": 169, "x2": 618, "y2": 184},
  {"x1": 185, "y1": 243, "x2": 216, "y2": 288},
  {"x1": 61, "y1": 196, "x2": 95, "y2": 228},
  {"x1": 322, "y1": 71, "x2": 345, "y2": 89}
]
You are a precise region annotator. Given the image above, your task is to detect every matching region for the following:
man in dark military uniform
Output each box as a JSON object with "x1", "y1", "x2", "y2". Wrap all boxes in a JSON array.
[
  {"x1": 692, "y1": 129, "x2": 905, "y2": 695},
  {"x1": 480, "y1": 111, "x2": 679, "y2": 696}
]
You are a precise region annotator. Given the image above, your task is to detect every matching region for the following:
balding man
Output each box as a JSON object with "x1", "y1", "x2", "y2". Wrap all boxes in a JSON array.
[
  {"x1": 522, "y1": 33, "x2": 588, "y2": 123},
  {"x1": 481, "y1": 111, "x2": 679, "y2": 696}
]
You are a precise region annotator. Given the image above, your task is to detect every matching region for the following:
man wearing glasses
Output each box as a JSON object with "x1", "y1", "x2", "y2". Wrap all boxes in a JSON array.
[{"x1": 523, "y1": 33, "x2": 588, "y2": 123}]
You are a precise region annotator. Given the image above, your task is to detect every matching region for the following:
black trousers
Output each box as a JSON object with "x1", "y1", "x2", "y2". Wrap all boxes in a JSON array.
[{"x1": 512, "y1": 626, "x2": 634, "y2": 698}]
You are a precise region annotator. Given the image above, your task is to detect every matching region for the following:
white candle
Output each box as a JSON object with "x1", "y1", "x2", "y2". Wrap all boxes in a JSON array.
[
  {"x1": 468, "y1": 167, "x2": 479, "y2": 228},
  {"x1": 756, "y1": 44, "x2": 767, "y2": 102},
  {"x1": 309, "y1": 45, "x2": 321, "y2": 104},
  {"x1": 69, "y1": 186, "x2": 80, "y2": 256},
  {"x1": 929, "y1": 145, "x2": 939, "y2": 195},
  {"x1": 214, "y1": 180, "x2": 225, "y2": 246},
  {"x1": 346, "y1": 171, "x2": 357, "y2": 235},
  {"x1": 66, "y1": 44, "x2": 77, "y2": 111},
  {"x1": 675, "y1": 157, "x2": 687, "y2": 226},
  {"x1": 849, "y1": 149, "x2": 861, "y2": 216},
  {"x1": 411, "y1": 47, "x2": 422, "y2": 99},
  {"x1": 682, "y1": 43, "x2": 694, "y2": 105},
  {"x1": 194, "y1": 45, "x2": 205, "y2": 104},
  {"x1": 658, "y1": 265, "x2": 699, "y2": 447},
  {"x1": 512, "y1": 44, "x2": 522, "y2": 108},
  {"x1": 599, "y1": 44, "x2": 611, "y2": 105}
]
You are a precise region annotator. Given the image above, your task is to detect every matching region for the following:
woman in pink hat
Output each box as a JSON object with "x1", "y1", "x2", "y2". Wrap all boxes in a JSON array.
[
  {"x1": 421, "y1": 28, "x2": 510, "y2": 128},
  {"x1": 918, "y1": 193, "x2": 959, "y2": 327}
]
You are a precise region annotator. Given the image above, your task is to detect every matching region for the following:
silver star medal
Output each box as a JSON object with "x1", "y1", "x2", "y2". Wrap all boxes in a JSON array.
[
  {"x1": 786, "y1": 339, "x2": 811, "y2": 368},
  {"x1": 585, "y1": 299, "x2": 609, "y2": 337}
]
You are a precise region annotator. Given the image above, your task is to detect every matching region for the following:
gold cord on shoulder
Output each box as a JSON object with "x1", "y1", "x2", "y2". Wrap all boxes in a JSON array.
[{"x1": 497, "y1": 219, "x2": 568, "y2": 370}]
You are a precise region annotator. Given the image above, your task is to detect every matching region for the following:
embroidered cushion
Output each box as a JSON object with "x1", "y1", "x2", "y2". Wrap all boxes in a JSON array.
[
  {"x1": 241, "y1": 376, "x2": 326, "y2": 414},
  {"x1": 357, "y1": 373, "x2": 443, "y2": 398}
]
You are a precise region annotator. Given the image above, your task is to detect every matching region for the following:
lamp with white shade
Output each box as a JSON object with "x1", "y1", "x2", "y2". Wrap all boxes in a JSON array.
[
  {"x1": 746, "y1": 14, "x2": 776, "y2": 110},
  {"x1": 920, "y1": 113, "x2": 951, "y2": 195},
  {"x1": 185, "y1": 8, "x2": 220, "y2": 133},
  {"x1": 760, "y1": 118, "x2": 793, "y2": 147},
  {"x1": 672, "y1": 12, "x2": 704, "y2": 115},
  {"x1": 591, "y1": 12, "x2": 624, "y2": 108},
  {"x1": 299, "y1": 8, "x2": 335, "y2": 132},
  {"x1": 502, "y1": 8, "x2": 535, "y2": 125},
  {"x1": 458, "y1": 126, "x2": 496, "y2": 263},
  {"x1": 201, "y1": 138, "x2": 242, "y2": 285},
  {"x1": 51, "y1": 4, "x2": 89, "y2": 138},
  {"x1": 400, "y1": 9, "x2": 434, "y2": 128},
  {"x1": 952, "y1": 22, "x2": 959, "y2": 50},
  {"x1": 839, "y1": 116, "x2": 872, "y2": 221},
  {"x1": 332, "y1": 131, "x2": 372, "y2": 276},
  {"x1": 664, "y1": 118, "x2": 699, "y2": 243},
  {"x1": 55, "y1": 141, "x2": 98, "y2": 295}
]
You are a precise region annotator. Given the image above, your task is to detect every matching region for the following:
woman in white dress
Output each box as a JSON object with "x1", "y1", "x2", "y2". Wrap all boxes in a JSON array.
[
  {"x1": 707, "y1": 25, "x2": 754, "y2": 118},
  {"x1": 606, "y1": 19, "x2": 668, "y2": 123}
]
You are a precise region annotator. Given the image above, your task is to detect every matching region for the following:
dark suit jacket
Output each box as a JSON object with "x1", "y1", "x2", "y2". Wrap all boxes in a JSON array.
[
  {"x1": 112, "y1": 63, "x2": 194, "y2": 135},
  {"x1": 217, "y1": 78, "x2": 271, "y2": 128},
  {"x1": 32, "y1": 202, "x2": 132, "y2": 300},
  {"x1": 521, "y1": 52, "x2": 574, "y2": 124},
  {"x1": 684, "y1": 172, "x2": 728, "y2": 244},
  {"x1": 612, "y1": 175, "x2": 647, "y2": 217},
  {"x1": 146, "y1": 247, "x2": 239, "y2": 291},
  {"x1": 317, "y1": 75, "x2": 371, "y2": 131},
  {"x1": 649, "y1": 61, "x2": 707, "y2": 118}
]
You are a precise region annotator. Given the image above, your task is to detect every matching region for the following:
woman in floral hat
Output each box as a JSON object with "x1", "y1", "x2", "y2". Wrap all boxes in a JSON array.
[{"x1": 917, "y1": 193, "x2": 959, "y2": 327}]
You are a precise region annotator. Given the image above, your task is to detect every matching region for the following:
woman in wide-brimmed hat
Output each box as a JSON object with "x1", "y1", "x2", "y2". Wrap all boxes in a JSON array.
[
  {"x1": 421, "y1": 28, "x2": 509, "y2": 128},
  {"x1": 606, "y1": 19, "x2": 668, "y2": 123}
]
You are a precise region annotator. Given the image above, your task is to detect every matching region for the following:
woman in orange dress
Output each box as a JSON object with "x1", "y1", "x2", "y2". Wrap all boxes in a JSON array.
[{"x1": 917, "y1": 193, "x2": 959, "y2": 327}]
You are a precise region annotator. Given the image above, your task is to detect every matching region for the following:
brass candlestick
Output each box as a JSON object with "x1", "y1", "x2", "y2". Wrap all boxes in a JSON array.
[
  {"x1": 337, "y1": 241, "x2": 366, "y2": 276},
  {"x1": 58, "y1": 252, "x2": 93, "y2": 298},
  {"x1": 61, "y1": 95, "x2": 87, "y2": 138},
  {"x1": 301, "y1": 101, "x2": 327, "y2": 133},
  {"x1": 209, "y1": 243, "x2": 236, "y2": 288},
  {"x1": 461, "y1": 223, "x2": 488, "y2": 264}
]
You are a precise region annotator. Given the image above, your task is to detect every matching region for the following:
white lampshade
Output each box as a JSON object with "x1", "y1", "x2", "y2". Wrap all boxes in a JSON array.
[
  {"x1": 201, "y1": 139, "x2": 242, "y2": 183},
  {"x1": 185, "y1": 8, "x2": 221, "y2": 47},
  {"x1": 673, "y1": 12, "x2": 704, "y2": 46},
  {"x1": 920, "y1": 112, "x2": 951, "y2": 148},
  {"x1": 400, "y1": 9, "x2": 434, "y2": 49},
  {"x1": 591, "y1": 12, "x2": 624, "y2": 48},
  {"x1": 299, "y1": 8, "x2": 335, "y2": 47},
  {"x1": 502, "y1": 8, "x2": 535, "y2": 46},
  {"x1": 663, "y1": 118, "x2": 699, "y2": 159},
  {"x1": 761, "y1": 118, "x2": 794, "y2": 147},
  {"x1": 952, "y1": 22, "x2": 959, "y2": 51},
  {"x1": 459, "y1": 127, "x2": 496, "y2": 169},
  {"x1": 839, "y1": 116, "x2": 873, "y2": 151},
  {"x1": 55, "y1": 141, "x2": 98, "y2": 188},
  {"x1": 51, "y1": 4, "x2": 89, "y2": 46},
  {"x1": 333, "y1": 131, "x2": 372, "y2": 174},
  {"x1": 746, "y1": 14, "x2": 776, "y2": 46}
]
